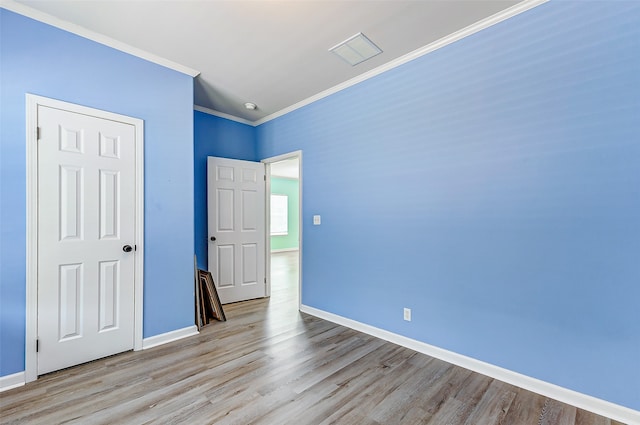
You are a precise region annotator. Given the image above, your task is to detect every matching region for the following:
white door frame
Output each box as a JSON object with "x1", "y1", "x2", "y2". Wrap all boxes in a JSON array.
[
  {"x1": 261, "y1": 151, "x2": 302, "y2": 310},
  {"x1": 25, "y1": 94, "x2": 145, "y2": 382}
]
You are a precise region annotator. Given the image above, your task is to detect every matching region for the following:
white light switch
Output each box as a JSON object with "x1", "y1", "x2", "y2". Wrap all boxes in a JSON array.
[{"x1": 313, "y1": 215, "x2": 321, "y2": 225}]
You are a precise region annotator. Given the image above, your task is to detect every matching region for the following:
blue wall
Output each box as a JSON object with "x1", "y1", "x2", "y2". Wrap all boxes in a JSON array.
[
  {"x1": 193, "y1": 111, "x2": 256, "y2": 270},
  {"x1": 257, "y1": 2, "x2": 640, "y2": 411},
  {"x1": 0, "y1": 10, "x2": 195, "y2": 376}
]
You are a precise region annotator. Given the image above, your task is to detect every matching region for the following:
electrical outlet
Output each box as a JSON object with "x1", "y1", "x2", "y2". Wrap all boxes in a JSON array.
[{"x1": 403, "y1": 308, "x2": 411, "y2": 322}]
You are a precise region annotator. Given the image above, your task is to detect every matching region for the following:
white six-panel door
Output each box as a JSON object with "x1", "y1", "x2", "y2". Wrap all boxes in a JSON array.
[
  {"x1": 207, "y1": 157, "x2": 266, "y2": 304},
  {"x1": 37, "y1": 105, "x2": 136, "y2": 375}
]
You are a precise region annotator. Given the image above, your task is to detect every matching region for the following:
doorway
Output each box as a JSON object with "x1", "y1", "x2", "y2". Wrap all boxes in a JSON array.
[{"x1": 263, "y1": 152, "x2": 302, "y2": 309}]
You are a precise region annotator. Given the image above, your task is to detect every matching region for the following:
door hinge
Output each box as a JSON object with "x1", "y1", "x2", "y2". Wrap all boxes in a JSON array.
[
  {"x1": 36, "y1": 339, "x2": 39, "y2": 353},
  {"x1": 264, "y1": 277, "x2": 267, "y2": 284},
  {"x1": 134, "y1": 244, "x2": 137, "y2": 251},
  {"x1": 36, "y1": 127, "x2": 41, "y2": 140},
  {"x1": 264, "y1": 175, "x2": 266, "y2": 181}
]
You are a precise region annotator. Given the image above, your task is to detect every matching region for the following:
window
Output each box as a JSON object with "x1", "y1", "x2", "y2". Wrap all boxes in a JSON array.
[{"x1": 270, "y1": 194, "x2": 288, "y2": 236}]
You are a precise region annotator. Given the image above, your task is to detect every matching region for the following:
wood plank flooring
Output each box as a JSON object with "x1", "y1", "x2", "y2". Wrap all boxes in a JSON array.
[{"x1": 0, "y1": 252, "x2": 626, "y2": 424}]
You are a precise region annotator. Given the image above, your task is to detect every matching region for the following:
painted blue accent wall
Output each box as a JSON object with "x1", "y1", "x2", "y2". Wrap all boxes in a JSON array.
[
  {"x1": 0, "y1": 10, "x2": 195, "y2": 376},
  {"x1": 193, "y1": 111, "x2": 256, "y2": 270},
  {"x1": 257, "y1": 2, "x2": 640, "y2": 410}
]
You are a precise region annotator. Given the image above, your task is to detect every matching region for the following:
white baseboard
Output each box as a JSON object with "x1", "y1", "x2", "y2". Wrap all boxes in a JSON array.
[
  {"x1": 271, "y1": 248, "x2": 299, "y2": 253},
  {"x1": 142, "y1": 325, "x2": 199, "y2": 350},
  {"x1": 300, "y1": 305, "x2": 640, "y2": 425},
  {"x1": 0, "y1": 372, "x2": 25, "y2": 392}
]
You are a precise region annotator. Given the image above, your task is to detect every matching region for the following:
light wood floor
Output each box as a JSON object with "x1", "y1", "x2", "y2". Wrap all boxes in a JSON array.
[{"x1": 0, "y1": 252, "x2": 625, "y2": 424}]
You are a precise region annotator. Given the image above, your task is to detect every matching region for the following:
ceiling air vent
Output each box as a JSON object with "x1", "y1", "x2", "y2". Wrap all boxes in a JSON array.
[{"x1": 329, "y1": 32, "x2": 382, "y2": 66}]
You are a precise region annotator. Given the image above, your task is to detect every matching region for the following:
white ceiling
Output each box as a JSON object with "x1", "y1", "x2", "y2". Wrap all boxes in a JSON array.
[
  {"x1": 271, "y1": 158, "x2": 299, "y2": 180},
  {"x1": 11, "y1": 0, "x2": 526, "y2": 124}
]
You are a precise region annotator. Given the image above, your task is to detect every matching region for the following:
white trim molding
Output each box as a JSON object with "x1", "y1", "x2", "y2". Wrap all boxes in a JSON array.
[
  {"x1": 300, "y1": 305, "x2": 640, "y2": 425},
  {"x1": 133, "y1": 108, "x2": 145, "y2": 352},
  {"x1": 0, "y1": 0, "x2": 199, "y2": 77},
  {"x1": 0, "y1": 372, "x2": 25, "y2": 393},
  {"x1": 194, "y1": 105, "x2": 256, "y2": 127},
  {"x1": 25, "y1": 94, "x2": 145, "y2": 382},
  {"x1": 142, "y1": 326, "x2": 199, "y2": 350}
]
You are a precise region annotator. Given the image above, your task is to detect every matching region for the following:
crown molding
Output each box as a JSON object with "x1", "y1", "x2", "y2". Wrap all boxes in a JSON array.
[
  {"x1": 194, "y1": 105, "x2": 256, "y2": 127},
  {"x1": 0, "y1": 0, "x2": 200, "y2": 77},
  {"x1": 253, "y1": 0, "x2": 548, "y2": 126}
]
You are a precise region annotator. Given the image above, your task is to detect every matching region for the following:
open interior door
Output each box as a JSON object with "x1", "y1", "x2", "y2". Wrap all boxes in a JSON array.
[{"x1": 207, "y1": 157, "x2": 266, "y2": 304}]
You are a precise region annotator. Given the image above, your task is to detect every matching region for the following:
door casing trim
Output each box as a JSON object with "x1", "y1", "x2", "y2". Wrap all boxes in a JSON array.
[{"x1": 25, "y1": 94, "x2": 145, "y2": 382}]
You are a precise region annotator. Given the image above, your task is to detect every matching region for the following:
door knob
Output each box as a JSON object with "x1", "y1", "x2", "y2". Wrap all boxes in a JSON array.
[
  {"x1": 123, "y1": 245, "x2": 133, "y2": 253},
  {"x1": 210, "y1": 236, "x2": 216, "y2": 242}
]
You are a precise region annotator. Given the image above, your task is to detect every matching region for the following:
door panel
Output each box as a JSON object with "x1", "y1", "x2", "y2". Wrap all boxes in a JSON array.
[
  {"x1": 98, "y1": 260, "x2": 119, "y2": 331},
  {"x1": 208, "y1": 157, "x2": 265, "y2": 304},
  {"x1": 217, "y1": 189, "x2": 234, "y2": 231},
  {"x1": 99, "y1": 170, "x2": 120, "y2": 239},
  {"x1": 241, "y1": 190, "x2": 258, "y2": 230},
  {"x1": 242, "y1": 244, "x2": 258, "y2": 284},
  {"x1": 37, "y1": 105, "x2": 136, "y2": 375},
  {"x1": 59, "y1": 263, "x2": 82, "y2": 340},
  {"x1": 59, "y1": 165, "x2": 83, "y2": 240},
  {"x1": 217, "y1": 245, "x2": 235, "y2": 288}
]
